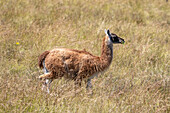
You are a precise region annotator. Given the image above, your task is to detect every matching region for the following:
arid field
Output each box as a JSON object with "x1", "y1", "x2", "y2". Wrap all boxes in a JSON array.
[{"x1": 0, "y1": 0, "x2": 169, "y2": 112}]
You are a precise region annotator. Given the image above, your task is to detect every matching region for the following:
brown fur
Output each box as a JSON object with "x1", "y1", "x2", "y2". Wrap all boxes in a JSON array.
[
  {"x1": 38, "y1": 51, "x2": 50, "y2": 69},
  {"x1": 39, "y1": 36, "x2": 113, "y2": 83}
]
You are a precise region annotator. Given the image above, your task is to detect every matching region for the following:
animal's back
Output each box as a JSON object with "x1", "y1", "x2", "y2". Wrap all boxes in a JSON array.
[{"x1": 44, "y1": 48, "x2": 96, "y2": 79}]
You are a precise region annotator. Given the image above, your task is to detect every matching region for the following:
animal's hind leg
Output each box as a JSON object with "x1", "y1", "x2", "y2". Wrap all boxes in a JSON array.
[
  {"x1": 41, "y1": 78, "x2": 53, "y2": 93},
  {"x1": 39, "y1": 72, "x2": 54, "y2": 79},
  {"x1": 39, "y1": 60, "x2": 53, "y2": 79},
  {"x1": 42, "y1": 80, "x2": 46, "y2": 91},
  {"x1": 40, "y1": 60, "x2": 54, "y2": 93},
  {"x1": 46, "y1": 79, "x2": 53, "y2": 93}
]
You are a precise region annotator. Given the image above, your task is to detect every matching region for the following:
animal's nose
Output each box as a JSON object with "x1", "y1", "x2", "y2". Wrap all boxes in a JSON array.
[{"x1": 120, "y1": 40, "x2": 125, "y2": 44}]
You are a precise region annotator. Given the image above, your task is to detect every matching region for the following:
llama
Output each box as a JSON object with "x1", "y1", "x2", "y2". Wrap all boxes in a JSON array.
[{"x1": 38, "y1": 29, "x2": 125, "y2": 93}]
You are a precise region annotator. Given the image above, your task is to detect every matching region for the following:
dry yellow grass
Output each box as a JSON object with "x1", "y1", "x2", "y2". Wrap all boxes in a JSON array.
[{"x1": 0, "y1": 0, "x2": 169, "y2": 112}]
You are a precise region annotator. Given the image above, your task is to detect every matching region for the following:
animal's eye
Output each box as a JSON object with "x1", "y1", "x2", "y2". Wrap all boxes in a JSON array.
[
  {"x1": 112, "y1": 34, "x2": 116, "y2": 38},
  {"x1": 112, "y1": 36, "x2": 116, "y2": 39}
]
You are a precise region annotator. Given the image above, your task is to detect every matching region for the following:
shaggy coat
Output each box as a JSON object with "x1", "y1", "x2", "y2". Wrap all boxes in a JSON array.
[
  {"x1": 38, "y1": 30, "x2": 125, "y2": 92},
  {"x1": 39, "y1": 37, "x2": 112, "y2": 80}
]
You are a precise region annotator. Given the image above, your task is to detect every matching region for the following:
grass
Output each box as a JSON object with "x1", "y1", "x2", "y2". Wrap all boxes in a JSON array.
[{"x1": 0, "y1": 0, "x2": 169, "y2": 112}]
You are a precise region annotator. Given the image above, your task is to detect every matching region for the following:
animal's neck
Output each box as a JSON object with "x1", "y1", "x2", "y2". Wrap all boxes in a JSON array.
[{"x1": 100, "y1": 37, "x2": 113, "y2": 68}]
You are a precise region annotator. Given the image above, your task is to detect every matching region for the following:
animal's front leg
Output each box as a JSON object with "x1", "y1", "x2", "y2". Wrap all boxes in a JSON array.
[
  {"x1": 73, "y1": 76, "x2": 83, "y2": 95},
  {"x1": 85, "y1": 78, "x2": 93, "y2": 95},
  {"x1": 86, "y1": 79, "x2": 93, "y2": 89},
  {"x1": 74, "y1": 76, "x2": 82, "y2": 87}
]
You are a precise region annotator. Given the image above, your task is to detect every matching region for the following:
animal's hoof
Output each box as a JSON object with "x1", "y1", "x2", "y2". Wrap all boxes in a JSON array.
[
  {"x1": 39, "y1": 76, "x2": 44, "y2": 80},
  {"x1": 39, "y1": 74, "x2": 45, "y2": 79}
]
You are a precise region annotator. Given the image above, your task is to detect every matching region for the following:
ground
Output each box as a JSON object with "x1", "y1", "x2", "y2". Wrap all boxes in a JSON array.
[{"x1": 0, "y1": 0, "x2": 169, "y2": 112}]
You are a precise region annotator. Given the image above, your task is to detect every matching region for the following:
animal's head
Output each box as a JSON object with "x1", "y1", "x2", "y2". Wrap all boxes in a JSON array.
[{"x1": 105, "y1": 29, "x2": 125, "y2": 44}]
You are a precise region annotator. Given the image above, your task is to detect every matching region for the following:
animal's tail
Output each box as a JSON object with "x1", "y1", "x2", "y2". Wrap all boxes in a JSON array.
[{"x1": 38, "y1": 51, "x2": 50, "y2": 69}]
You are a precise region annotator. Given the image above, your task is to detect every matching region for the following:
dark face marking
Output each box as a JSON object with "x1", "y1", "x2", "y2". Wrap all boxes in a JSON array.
[{"x1": 110, "y1": 33, "x2": 125, "y2": 44}]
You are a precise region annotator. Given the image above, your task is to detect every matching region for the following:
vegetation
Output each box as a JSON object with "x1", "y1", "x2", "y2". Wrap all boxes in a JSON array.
[{"x1": 0, "y1": 0, "x2": 169, "y2": 112}]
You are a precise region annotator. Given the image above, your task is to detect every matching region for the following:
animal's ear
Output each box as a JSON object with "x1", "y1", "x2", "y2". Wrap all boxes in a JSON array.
[
  {"x1": 107, "y1": 29, "x2": 110, "y2": 36},
  {"x1": 105, "y1": 29, "x2": 108, "y2": 35},
  {"x1": 105, "y1": 29, "x2": 111, "y2": 37},
  {"x1": 105, "y1": 29, "x2": 110, "y2": 36}
]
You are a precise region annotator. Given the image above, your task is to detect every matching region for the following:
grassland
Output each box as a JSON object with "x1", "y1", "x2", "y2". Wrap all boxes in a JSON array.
[{"x1": 0, "y1": 0, "x2": 169, "y2": 112}]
